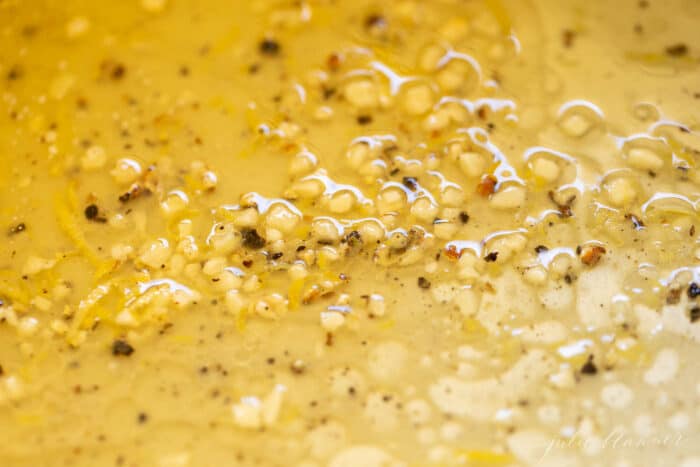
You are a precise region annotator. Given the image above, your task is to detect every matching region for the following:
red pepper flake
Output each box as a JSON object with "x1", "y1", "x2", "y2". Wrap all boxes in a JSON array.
[
  {"x1": 548, "y1": 190, "x2": 575, "y2": 218},
  {"x1": 444, "y1": 244, "x2": 462, "y2": 260},
  {"x1": 579, "y1": 245, "x2": 606, "y2": 266},
  {"x1": 476, "y1": 174, "x2": 497, "y2": 197},
  {"x1": 118, "y1": 183, "x2": 148, "y2": 203},
  {"x1": 326, "y1": 53, "x2": 342, "y2": 72}
]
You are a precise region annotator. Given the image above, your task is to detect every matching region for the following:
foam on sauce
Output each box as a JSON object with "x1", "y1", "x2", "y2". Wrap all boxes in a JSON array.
[{"x1": 0, "y1": 0, "x2": 699, "y2": 465}]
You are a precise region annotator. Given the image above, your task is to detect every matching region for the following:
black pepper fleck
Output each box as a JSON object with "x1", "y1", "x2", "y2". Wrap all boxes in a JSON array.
[
  {"x1": 111, "y1": 63, "x2": 126, "y2": 80},
  {"x1": 364, "y1": 14, "x2": 387, "y2": 30},
  {"x1": 459, "y1": 212, "x2": 470, "y2": 224},
  {"x1": 690, "y1": 307, "x2": 700, "y2": 323},
  {"x1": 344, "y1": 230, "x2": 362, "y2": 250},
  {"x1": 111, "y1": 339, "x2": 134, "y2": 357},
  {"x1": 8, "y1": 222, "x2": 26, "y2": 235},
  {"x1": 667, "y1": 288, "x2": 682, "y2": 305},
  {"x1": 84, "y1": 204, "x2": 99, "y2": 220},
  {"x1": 6, "y1": 65, "x2": 22, "y2": 81},
  {"x1": 357, "y1": 114, "x2": 372, "y2": 125},
  {"x1": 241, "y1": 228, "x2": 266, "y2": 249},
  {"x1": 627, "y1": 214, "x2": 645, "y2": 230},
  {"x1": 562, "y1": 29, "x2": 576, "y2": 48},
  {"x1": 259, "y1": 38, "x2": 281, "y2": 56},
  {"x1": 290, "y1": 359, "x2": 306, "y2": 374},
  {"x1": 484, "y1": 251, "x2": 499, "y2": 262},
  {"x1": 688, "y1": 282, "x2": 700, "y2": 299},
  {"x1": 665, "y1": 43, "x2": 688, "y2": 57},
  {"x1": 581, "y1": 355, "x2": 598, "y2": 375},
  {"x1": 402, "y1": 176, "x2": 418, "y2": 191},
  {"x1": 417, "y1": 276, "x2": 431, "y2": 289},
  {"x1": 322, "y1": 87, "x2": 336, "y2": 100}
]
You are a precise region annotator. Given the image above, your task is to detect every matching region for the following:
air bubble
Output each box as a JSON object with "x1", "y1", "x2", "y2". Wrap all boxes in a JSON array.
[
  {"x1": 640, "y1": 192, "x2": 697, "y2": 222},
  {"x1": 632, "y1": 102, "x2": 660, "y2": 122},
  {"x1": 622, "y1": 136, "x2": 668, "y2": 172},
  {"x1": 602, "y1": 171, "x2": 639, "y2": 208},
  {"x1": 523, "y1": 147, "x2": 577, "y2": 185},
  {"x1": 401, "y1": 83, "x2": 435, "y2": 116},
  {"x1": 490, "y1": 184, "x2": 526, "y2": 210},
  {"x1": 556, "y1": 100, "x2": 604, "y2": 138},
  {"x1": 417, "y1": 44, "x2": 446, "y2": 72},
  {"x1": 435, "y1": 54, "x2": 480, "y2": 93}
]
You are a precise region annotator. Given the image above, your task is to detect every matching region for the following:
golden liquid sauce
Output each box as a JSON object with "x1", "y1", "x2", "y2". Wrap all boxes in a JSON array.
[{"x1": 0, "y1": 0, "x2": 699, "y2": 466}]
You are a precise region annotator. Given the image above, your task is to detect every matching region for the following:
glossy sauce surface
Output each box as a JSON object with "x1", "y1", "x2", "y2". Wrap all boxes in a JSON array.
[{"x1": 0, "y1": 0, "x2": 699, "y2": 466}]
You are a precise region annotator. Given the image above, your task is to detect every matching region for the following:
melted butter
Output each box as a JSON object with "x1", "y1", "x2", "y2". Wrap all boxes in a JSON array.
[{"x1": 0, "y1": 0, "x2": 699, "y2": 466}]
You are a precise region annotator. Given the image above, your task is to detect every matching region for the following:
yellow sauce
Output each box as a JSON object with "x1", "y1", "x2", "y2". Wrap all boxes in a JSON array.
[{"x1": 0, "y1": 0, "x2": 699, "y2": 465}]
